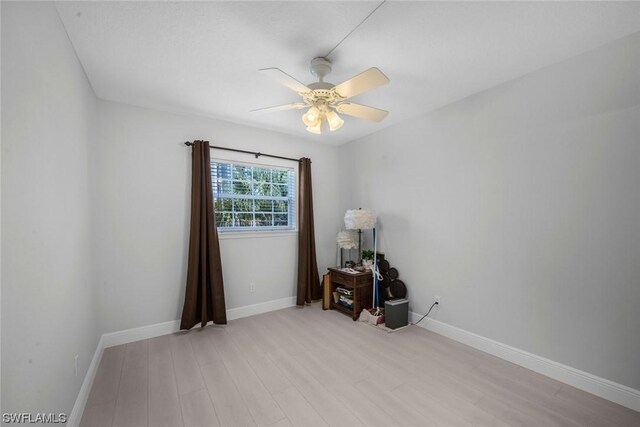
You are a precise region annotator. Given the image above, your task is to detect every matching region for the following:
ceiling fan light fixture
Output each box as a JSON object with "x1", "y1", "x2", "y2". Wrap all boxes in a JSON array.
[
  {"x1": 306, "y1": 119, "x2": 322, "y2": 134},
  {"x1": 257, "y1": 56, "x2": 390, "y2": 134},
  {"x1": 302, "y1": 106, "x2": 320, "y2": 127},
  {"x1": 326, "y1": 110, "x2": 344, "y2": 132}
]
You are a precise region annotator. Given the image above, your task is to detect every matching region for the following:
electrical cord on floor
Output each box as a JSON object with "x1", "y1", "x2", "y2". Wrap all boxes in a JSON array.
[{"x1": 412, "y1": 301, "x2": 439, "y2": 325}]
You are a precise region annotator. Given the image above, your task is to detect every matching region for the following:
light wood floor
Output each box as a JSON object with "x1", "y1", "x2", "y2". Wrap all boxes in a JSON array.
[{"x1": 81, "y1": 303, "x2": 640, "y2": 427}]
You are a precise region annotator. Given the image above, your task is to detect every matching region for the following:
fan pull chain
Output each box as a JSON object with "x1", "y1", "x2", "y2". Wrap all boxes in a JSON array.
[{"x1": 324, "y1": 0, "x2": 387, "y2": 59}]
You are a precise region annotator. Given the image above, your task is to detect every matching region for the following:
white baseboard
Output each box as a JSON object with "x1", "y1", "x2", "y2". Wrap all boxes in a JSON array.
[
  {"x1": 99, "y1": 296, "x2": 296, "y2": 348},
  {"x1": 102, "y1": 319, "x2": 181, "y2": 348},
  {"x1": 409, "y1": 311, "x2": 640, "y2": 412},
  {"x1": 226, "y1": 296, "x2": 296, "y2": 321},
  {"x1": 67, "y1": 296, "x2": 297, "y2": 425},
  {"x1": 66, "y1": 336, "x2": 104, "y2": 427}
]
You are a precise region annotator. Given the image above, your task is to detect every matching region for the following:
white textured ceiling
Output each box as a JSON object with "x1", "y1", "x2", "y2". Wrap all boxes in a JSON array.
[{"x1": 56, "y1": 1, "x2": 640, "y2": 145}]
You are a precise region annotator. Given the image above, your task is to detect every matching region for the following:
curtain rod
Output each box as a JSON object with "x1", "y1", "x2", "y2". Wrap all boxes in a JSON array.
[{"x1": 184, "y1": 141, "x2": 300, "y2": 163}]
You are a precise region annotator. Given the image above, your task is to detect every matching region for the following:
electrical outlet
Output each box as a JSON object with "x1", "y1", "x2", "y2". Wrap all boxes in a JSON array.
[
  {"x1": 250, "y1": 283, "x2": 255, "y2": 293},
  {"x1": 434, "y1": 295, "x2": 441, "y2": 306},
  {"x1": 74, "y1": 354, "x2": 79, "y2": 377}
]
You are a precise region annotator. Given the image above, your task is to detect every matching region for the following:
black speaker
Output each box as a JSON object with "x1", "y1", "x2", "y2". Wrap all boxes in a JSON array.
[{"x1": 385, "y1": 298, "x2": 409, "y2": 329}]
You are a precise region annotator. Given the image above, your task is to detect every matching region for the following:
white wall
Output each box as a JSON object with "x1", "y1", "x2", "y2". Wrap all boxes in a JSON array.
[
  {"x1": 339, "y1": 32, "x2": 640, "y2": 390},
  {"x1": 1, "y1": 1, "x2": 98, "y2": 415},
  {"x1": 93, "y1": 101, "x2": 342, "y2": 334}
]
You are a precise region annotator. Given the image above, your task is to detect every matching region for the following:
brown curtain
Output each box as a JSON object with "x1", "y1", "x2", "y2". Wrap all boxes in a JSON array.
[
  {"x1": 297, "y1": 157, "x2": 321, "y2": 305},
  {"x1": 181, "y1": 140, "x2": 227, "y2": 329}
]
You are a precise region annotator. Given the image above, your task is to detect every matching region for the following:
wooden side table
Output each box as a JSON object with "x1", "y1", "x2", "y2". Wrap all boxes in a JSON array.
[{"x1": 325, "y1": 267, "x2": 373, "y2": 320}]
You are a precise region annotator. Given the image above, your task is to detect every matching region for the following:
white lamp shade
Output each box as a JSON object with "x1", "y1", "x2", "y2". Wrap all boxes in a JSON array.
[
  {"x1": 344, "y1": 209, "x2": 376, "y2": 230},
  {"x1": 326, "y1": 110, "x2": 344, "y2": 132},
  {"x1": 336, "y1": 230, "x2": 358, "y2": 249},
  {"x1": 306, "y1": 119, "x2": 322, "y2": 134},
  {"x1": 302, "y1": 106, "x2": 321, "y2": 127}
]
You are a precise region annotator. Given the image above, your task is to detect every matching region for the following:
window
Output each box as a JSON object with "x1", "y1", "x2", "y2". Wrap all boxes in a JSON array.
[{"x1": 211, "y1": 159, "x2": 296, "y2": 232}]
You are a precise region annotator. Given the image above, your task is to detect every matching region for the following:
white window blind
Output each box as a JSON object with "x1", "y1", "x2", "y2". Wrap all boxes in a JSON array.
[{"x1": 211, "y1": 160, "x2": 297, "y2": 232}]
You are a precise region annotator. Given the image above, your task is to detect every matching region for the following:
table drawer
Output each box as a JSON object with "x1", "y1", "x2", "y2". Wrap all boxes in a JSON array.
[{"x1": 331, "y1": 271, "x2": 354, "y2": 287}]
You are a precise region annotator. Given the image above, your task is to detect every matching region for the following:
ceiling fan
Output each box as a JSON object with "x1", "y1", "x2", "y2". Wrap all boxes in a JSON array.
[{"x1": 252, "y1": 57, "x2": 389, "y2": 134}]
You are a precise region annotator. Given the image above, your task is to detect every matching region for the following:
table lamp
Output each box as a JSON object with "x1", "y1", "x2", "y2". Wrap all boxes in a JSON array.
[
  {"x1": 344, "y1": 208, "x2": 376, "y2": 269},
  {"x1": 336, "y1": 230, "x2": 358, "y2": 267}
]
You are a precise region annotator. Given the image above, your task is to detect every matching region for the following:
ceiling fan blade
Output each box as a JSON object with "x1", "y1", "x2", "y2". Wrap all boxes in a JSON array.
[
  {"x1": 259, "y1": 68, "x2": 311, "y2": 94},
  {"x1": 250, "y1": 103, "x2": 307, "y2": 114},
  {"x1": 336, "y1": 103, "x2": 389, "y2": 122},
  {"x1": 333, "y1": 67, "x2": 389, "y2": 99}
]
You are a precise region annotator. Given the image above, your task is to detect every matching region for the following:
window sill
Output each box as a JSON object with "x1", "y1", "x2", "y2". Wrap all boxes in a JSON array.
[{"x1": 218, "y1": 230, "x2": 298, "y2": 240}]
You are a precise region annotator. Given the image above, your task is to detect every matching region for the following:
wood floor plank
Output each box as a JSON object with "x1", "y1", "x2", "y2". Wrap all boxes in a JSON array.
[
  {"x1": 463, "y1": 366, "x2": 586, "y2": 427},
  {"x1": 283, "y1": 318, "x2": 377, "y2": 385},
  {"x1": 79, "y1": 399, "x2": 115, "y2": 427},
  {"x1": 393, "y1": 382, "x2": 477, "y2": 426},
  {"x1": 473, "y1": 362, "x2": 562, "y2": 405},
  {"x1": 199, "y1": 359, "x2": 256, "y2": 427},
  {"x1": 213, "y1": 331, "x2": 286, "y2": 426},
  {"x1": 243, "y1": 315, "x2": 282, "y2": 354},
  {"x1": 399, "y1": 380, "x2": 502, "y2": 427},
  {"x1": 148, "y1": 336, "x2": 183, "y2": 427},
  {"x1": 169, "y1": 332, "x2": 206, "y2": 396},
  {"x1": 354, "y1": 378, "x2": 438, "y2": 427},
  {"x1": 180, "y1": 388, "x2": 220, "y2": 427},
  {"x1": 188, "y1": 327, "x2": 224, "y2": 367},
  {"x1": 85, "y1": 345, "x2": 125, "y2": 407},
  {"x1": 545, "y1": 384, "x2": 640, "y2": 427},
  {"x1": 402, "y1": 325, "x2": 485, "y2": 366},
  {"x1": 267, "y1": 417, "x2": 293, "y2": 427},
  {"x1": 272, "y1": 386, "x2": 328, "y2": 427},
  {"x1": 292, "y1": 343, "x2": 401, "y2": 427},
  {"x1": 225, "y1": 318, "x2": 269, "y2": 367},
  {"x1": 388, "y1": 326, "x2": 479, "y2": 373},
  {"x1": 321, "y1": 317, "x2": 451, "y2": 385},
  {"x1": 113, "y1": 341, "x2": 148, "y2": 427},
  {"x1": 226, "y1": 314, "x2": 294, "y2": 393},
  {"x1": 476, "y1": 392, "x2": 581, "y2": 427},
  {"x1": 409, "y1": 366, "x2": 486, "y2": 405},
  {"x1": 268, "y1": 348, "x2": 365, "y2": 427},
  {"x1": 111, "y1": 399, "x2": 147, "y2": 427},
  {"x1": 328, "y1": 379, "x2": 402, "y2": 427},
  {"x1": 476, "y1": 394, "x2": 544, "y2": 427},
  {"x1": 245, "y1": 355, "x2": 292, "y2": 394},
  {"x1": 122, "y1": 339, "x2": 148, "y2": 372},
  {"x1": 478, "y1": 365, "x2": 623, "y2": 427},
  {"x1": 292, "y1": 310, "x2": 420, "y2": 390},
  {"x1": 251, "y1": 311, "x2": 309, "y2": 355}
]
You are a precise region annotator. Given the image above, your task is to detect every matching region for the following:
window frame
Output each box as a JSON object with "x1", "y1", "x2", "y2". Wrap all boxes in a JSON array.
[{"x1": 210, "y1": 151, "x2": 298, "y2": 236}]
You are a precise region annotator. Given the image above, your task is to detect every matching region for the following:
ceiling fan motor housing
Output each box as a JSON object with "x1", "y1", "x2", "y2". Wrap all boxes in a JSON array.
[
  {"x1": 305, "y1": 58, "x2": 343, "y2": 108},
  {"x1": 303, "y1": 87, "x2": 342, "y2": 108}
]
